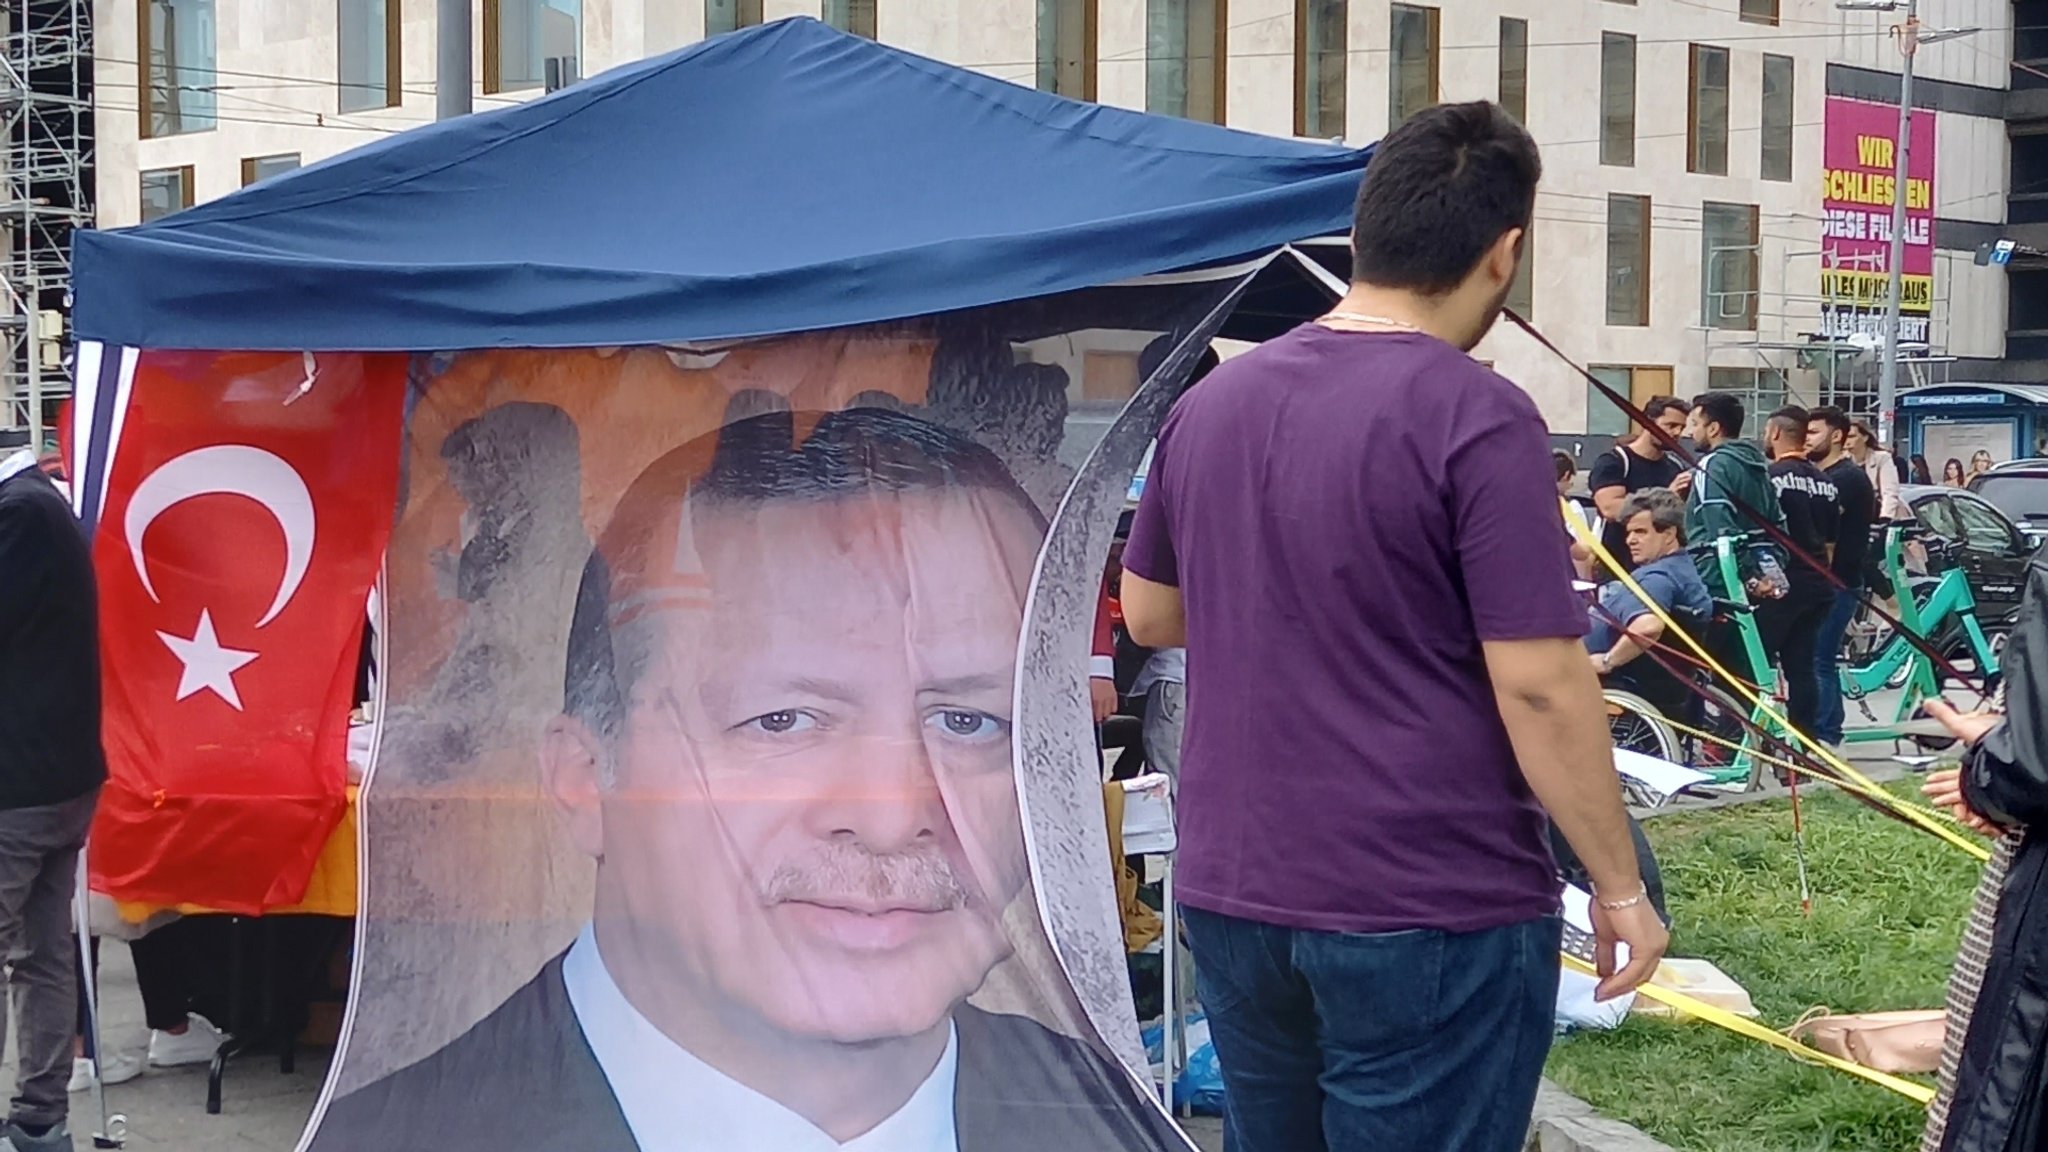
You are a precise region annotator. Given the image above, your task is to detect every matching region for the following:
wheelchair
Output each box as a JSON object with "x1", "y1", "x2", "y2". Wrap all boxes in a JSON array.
[{"x1": 1599, "y1": 546, "x2": 1781, "y2": 796}]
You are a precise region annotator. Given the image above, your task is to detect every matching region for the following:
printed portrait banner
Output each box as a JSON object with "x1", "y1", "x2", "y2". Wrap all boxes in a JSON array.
[
  {"x1": 298, "y1": 277, "x2": 1250, "y2": 1152},
  {"x1": 1821, "y1": 96, "x2": 1938, "y2": 343},
  {"x1": 90, "y1": 351, "x2": 406, "y2": 912}
]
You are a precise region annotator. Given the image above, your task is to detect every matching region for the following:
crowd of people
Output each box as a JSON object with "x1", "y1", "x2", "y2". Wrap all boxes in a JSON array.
[{"x1": 1566, "y1": 392, "x2": 1887, "y2": 754}]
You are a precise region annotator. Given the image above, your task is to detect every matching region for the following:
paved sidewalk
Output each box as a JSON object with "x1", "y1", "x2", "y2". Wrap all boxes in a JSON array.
[{"x1": 3, "y1": 940, "x2": 327, "y2": 1152}]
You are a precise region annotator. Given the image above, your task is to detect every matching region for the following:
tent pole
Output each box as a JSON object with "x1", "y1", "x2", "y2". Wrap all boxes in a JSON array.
[{"x1": 437, "y1": 0, "x2": 472, "y2": 120}]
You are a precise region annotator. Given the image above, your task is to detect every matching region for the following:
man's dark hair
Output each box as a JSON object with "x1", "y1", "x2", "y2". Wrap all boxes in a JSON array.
[
  {"x1": 1692, "y1": 392, "x2": 1746, "y2": 440},
  {"x1": 1553, "y1": 450, "x2": 1576, "y2": 483},
  {"x1": 1350, "y1": 101, "x2": 1541, "y2": 295},
  {"x1": 1642, "y1": 396, "x2": 1690, "y2": 422},
  {"x1": 1809, "y1": 405, "x2": 1851, "y2": 440},
  {"x1": 565, "y1": 407, "x2": 1046, "y2": 742},
  {"x1": 1619, "y1": 488, "x2": 1687, "y2": 544},
  {"x1": 1766, "y1": 405, "x2": 1811, "y2": 447}
]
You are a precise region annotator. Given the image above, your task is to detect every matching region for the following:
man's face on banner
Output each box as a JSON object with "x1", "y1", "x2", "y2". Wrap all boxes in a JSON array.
[{"x1": 549, "y1": 481, "x2": 1041, "y2": 1046}]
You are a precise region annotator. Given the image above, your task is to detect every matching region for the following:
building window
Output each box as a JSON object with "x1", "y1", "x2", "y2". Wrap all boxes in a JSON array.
[
  {"x1": 485, "y1": 0, "x2": 581, "y2": 93},
  {"x1": 1498, "y1": 17, "x2": 1527, "y2": 125},
  {"x1": 1589, "y1": 366, "x2": 1675, "y2": 437},
  {"x1": 1388, "y1": 5, "x2": 1438, "y2": 129},
  {"x1": 1606, "y1": 194, "x2": 1650, "y2": 326},
  {"x1": 1708, "y1": 366, "x2": 1786, "y2": 414},
  {"x1": 824, "y1": 0, "x2": 876, "y2": 38},
  {"x1": 338, "y1": 0, "x2": 400, "y2": 112},
  {"x1": 1761, "y1": 53, "x2": 1794, "y2": 183},
  {"x1": 1146, "y1": 0, "x2": 1225, "y2": 124},
  {"x1": 1507, "y1": 220, "x2": 1534, "y2": 319},
  {"x1": 140, "y1": 166, "x2": 195, "y2": 222},
  {"x1": 705, "y1": 0, "x2": 762, "y2": 36},
  {"x1": 240, "y1": 153, "x2": 301, "y2": 186},
  {"x1": 1600, "y1": 32, "x2": 1634, "y2": 168},
  {"x1": 1740, "y1": 0, "x2": 1778, "y2": 25},
  {"x1": 139, "y1": 0, "x2": 217, "y2": 138},
  {"x1": 1689, "y1": 44, "x2": 1730, "y2": 176},
  {"x1": 1702, "y1": 201, "x2": 1759, "y2": 331},
  {"x1": 1037, "y1": 0, "x2": 1097, "y2": 99},
  {"x1": 1296, "y1": 0, "x2": 1346, "y2": 138}
]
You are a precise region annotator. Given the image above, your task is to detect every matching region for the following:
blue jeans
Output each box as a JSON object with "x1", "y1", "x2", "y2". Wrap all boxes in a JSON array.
[
  {"x1": 1812, "y1": 586, "x2": 1862, "y2": 745},
  {"x1": 1180, "y1": 905, "x2": 1561, "y2": 1152}
]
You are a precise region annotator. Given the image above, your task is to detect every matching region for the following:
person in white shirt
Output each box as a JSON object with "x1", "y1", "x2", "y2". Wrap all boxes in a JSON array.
[
  {"x1": 1847, "y1": 420, "x2": 1904, "y2": 521},
  {"x1": 309, "y1": 409, "x2": 1184, "y2": 1152},
  {"x1": 1133, "y1": 648, "x2": 1186, "y2": 784}
]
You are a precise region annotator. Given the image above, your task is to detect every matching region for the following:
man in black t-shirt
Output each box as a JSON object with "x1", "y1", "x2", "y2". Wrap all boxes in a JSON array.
[
  {"x1": 1586, "y1": 397, "x2": 1691, "y2": 573},
  {"x1": 1758, "y1": 407, "x2": 1840, "y2": 743},
  {"x1": 1806, "y1": 406, "x2": 1875, "y2": 747},
  {"x1": 0, "y1": 445, "x2": 104, "y2": 1152}
]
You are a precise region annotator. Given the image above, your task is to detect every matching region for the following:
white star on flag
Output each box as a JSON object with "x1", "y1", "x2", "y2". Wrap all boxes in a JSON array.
[{"x1": 157, "y1": 609, "x2": 260, "y2": 710}]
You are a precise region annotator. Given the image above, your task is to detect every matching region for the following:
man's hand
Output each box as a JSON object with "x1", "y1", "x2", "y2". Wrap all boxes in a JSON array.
[
  {"x1": 1924, "y1": 699, "x2": 2000, "y2": 748},
  {"x1": 1669, "y1": 471, "x2": 1693, "y2": 497},
  {"x1": 1924, "y1": 767, "x2": 2001, "y2": 836},
  {"x1": 1090, "y1": 677, "x2": 1118, "y2": 725},
  {"x1": 1589, "y1": 898, "x2": 1669, "y2": 1002},
  {"x1": 1483, "y1": 636, "x2": 1665, "y2": 997}
]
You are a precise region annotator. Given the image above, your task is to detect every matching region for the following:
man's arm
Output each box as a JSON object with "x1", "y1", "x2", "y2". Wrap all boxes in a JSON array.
[
  {"x1": 1596, "y1": 613, "x2": 1665, "y2": 672},
  {"x1": 1090, "y1": 578, "x2": 1119, "y2": 724},
  {"x1": 1121, "y1": 572, "x2": 1185, "y2": 649},
  {"x1": 1484, "y1": 635, "x2": 1667, "y2": 999},
  {"x1": 1586, "y1": 454, "x2": 1627, "y2": 522},
  {"x1": 1591, "y1": 485, "x2": 1628, "y2": 522}
]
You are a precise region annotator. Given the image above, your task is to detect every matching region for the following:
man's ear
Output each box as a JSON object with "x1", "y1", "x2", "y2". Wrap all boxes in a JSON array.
[
  {"x1": 1490, "y1": 227, "x2": 1526, "y2": 290},
  {"x1": 543, "y1": 715, "x2": 607, "y2": 861}
]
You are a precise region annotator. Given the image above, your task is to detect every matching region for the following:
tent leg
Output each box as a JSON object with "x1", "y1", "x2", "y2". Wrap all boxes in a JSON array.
[{"x1": 73, "y1": 850, "x2": 125, "y2": 1148}]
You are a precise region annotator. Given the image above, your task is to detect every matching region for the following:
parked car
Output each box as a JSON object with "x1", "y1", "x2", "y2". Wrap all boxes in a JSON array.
[
  {"x1": 1902, "y1": 483, "x2": 2038, "y2": 633},
  {"x1": 1970, "y1": 460, "x2": 2048, "y2": 543}
]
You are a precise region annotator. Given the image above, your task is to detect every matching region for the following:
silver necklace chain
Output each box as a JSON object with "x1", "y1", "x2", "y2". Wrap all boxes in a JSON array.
[{"x1": 1321, "y1": 310, "x2": 1420, "y2": 331}]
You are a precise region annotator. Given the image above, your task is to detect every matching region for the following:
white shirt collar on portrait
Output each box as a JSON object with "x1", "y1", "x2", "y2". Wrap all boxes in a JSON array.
[
  {"x1": 561, "y1": 925, "x2": 961, "y2": 1152},
  {"x1": 0, "y1": 448, "x2": 38, "y2": 486}
]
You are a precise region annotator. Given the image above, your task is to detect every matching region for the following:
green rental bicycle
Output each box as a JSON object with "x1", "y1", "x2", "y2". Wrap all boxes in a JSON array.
[
  {"x1": 1839, "y1": 524, "x2": 1999, "y2": 748},
  {"x1": 1602, "y1": 535, "x2": 1783, "y2": 793}
]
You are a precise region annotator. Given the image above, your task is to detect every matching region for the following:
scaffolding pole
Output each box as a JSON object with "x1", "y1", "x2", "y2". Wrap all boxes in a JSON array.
[{"x1": 1, "y1": 0, "x2": 92, "y2": 441}]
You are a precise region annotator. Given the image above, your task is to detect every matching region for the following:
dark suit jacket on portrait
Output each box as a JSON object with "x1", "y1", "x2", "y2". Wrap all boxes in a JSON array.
[{"x1": 307, "y1": 955, "x2": 1190, "y2": 1152}]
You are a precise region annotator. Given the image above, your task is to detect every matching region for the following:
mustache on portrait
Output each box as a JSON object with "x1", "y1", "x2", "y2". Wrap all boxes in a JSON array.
[{"x1": 764, "y1": 843, "x2": 969, "y2": 915}]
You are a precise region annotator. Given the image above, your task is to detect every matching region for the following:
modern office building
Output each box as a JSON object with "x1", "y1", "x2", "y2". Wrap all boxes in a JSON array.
[{"x1": 31, "y1": 1, "x2": 2018, "y2": 436}]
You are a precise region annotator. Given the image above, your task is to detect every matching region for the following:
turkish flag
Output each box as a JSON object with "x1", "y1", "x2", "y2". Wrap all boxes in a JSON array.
[{"x1": 90, "y1": 351, "x2": 405, "y2": 913}]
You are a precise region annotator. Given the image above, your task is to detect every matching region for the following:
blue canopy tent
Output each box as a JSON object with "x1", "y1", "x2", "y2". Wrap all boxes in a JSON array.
[
  {"x1": 64, "y1": 25, "x2": 1374, "y2": 1135},
  {"x1": 73, "y1": 17, "x2": 1369, "y2": 352}
]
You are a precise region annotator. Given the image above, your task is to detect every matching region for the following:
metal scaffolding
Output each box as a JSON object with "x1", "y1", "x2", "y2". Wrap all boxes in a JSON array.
[{"x1": 0, "y1": 0, "x2": 91, "y2": 446}]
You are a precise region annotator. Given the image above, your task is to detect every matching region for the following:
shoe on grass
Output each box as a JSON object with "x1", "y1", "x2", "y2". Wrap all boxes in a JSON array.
[{"x1": 148, "y1": 1013, "x2": 225, "y2": 1068}]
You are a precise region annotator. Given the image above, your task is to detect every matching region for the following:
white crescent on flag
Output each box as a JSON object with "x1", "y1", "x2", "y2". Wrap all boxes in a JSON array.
[{"x1": 124, "y1": 444, "x2": 317, "y2": 628}]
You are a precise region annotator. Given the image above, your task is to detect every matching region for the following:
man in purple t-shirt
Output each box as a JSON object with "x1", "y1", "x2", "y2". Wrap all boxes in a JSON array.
[{"x1": 1120, "y1": 102, "x2": 1667, "y2": 1152}]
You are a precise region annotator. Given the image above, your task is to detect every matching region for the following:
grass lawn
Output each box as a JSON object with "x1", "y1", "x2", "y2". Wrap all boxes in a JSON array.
[{"x1": 1545, "y1": 784, "x2": 1985, "y2": 1152}]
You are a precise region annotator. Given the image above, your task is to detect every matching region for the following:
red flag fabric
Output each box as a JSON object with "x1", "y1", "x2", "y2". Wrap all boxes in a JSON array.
[
  {"x1": 54, "y1": 397, "x2": 73, "y2": 477},
  {"x1": 90, "y1": 351, "x2": 405, "y2": 913}
]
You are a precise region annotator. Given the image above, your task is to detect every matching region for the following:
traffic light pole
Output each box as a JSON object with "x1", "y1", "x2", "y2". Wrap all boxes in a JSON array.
[{"x1": 1876, "y1": 0, "x2": 1917, "y2": 453}]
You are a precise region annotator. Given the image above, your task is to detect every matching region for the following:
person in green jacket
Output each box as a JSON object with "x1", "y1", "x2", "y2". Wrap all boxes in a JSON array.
[{"x1": 1682, "y1": 391, "x2": 1786, "y2": 599}]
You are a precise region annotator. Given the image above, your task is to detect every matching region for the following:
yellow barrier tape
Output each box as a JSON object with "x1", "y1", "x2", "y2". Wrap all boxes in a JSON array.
[
  {"x1": 1564, "y1": 501, "x2": 1990, "y2": 862},
  {"x1": 1559, "y1": 954, "x2": 1936, "y2": 1105}
]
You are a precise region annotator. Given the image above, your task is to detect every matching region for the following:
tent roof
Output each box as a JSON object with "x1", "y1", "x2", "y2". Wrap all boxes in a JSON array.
[{"x1": 74, "y1": 18, "x2": 1370, "y2": 352}]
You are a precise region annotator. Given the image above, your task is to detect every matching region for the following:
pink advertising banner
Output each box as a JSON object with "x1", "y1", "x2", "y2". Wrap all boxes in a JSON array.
[{"x1": 1821, "y1": 96, "x2": 1937, "y2": 338}]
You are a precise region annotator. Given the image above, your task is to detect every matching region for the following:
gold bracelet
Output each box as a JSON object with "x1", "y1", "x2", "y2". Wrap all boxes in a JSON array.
[{"x1": 1596, "y1": 884, "x2": 1648, "y2": 912}]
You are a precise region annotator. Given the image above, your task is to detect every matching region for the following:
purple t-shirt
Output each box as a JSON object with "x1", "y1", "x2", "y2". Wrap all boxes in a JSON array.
[{"x1": 1121, "y1": 325, "x2": 1585, "y2": 935}]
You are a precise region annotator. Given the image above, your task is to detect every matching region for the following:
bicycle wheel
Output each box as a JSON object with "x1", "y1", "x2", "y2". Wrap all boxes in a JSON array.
[
  {"x1": 1682, "y1": 683, "x2": 1763, "y2": 790},
  {"x1": 1604, "y1": 690, "x2": 1680, "y2": 808}
]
